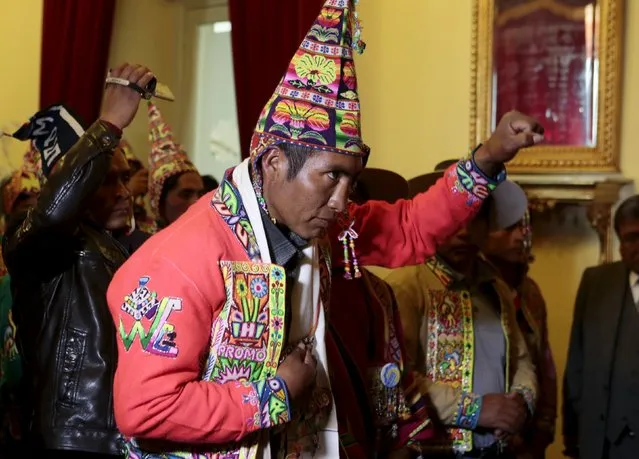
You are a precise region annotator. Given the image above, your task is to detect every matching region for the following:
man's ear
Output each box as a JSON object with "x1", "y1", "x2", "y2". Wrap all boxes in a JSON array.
[{"x1": 261, "y1": 146, "x2": 286, "y2": 182}]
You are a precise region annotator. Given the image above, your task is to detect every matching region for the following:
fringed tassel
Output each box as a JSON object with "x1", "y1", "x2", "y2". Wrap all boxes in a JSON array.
[
  {"x1": 351, "y1": 0, "x2": 366, "y2": 54},
  {"x1": 338, "y1": 221, "x2": 361, "y2": 279}
]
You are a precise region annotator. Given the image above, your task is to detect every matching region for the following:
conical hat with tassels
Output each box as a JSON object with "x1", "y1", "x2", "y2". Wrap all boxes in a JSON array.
[
  {"x1": 249, "y1": 0, "x2": 368, "y2": 168},
  {"x1": 147, "y1": 101, "x2": 198, "y2": 218}
]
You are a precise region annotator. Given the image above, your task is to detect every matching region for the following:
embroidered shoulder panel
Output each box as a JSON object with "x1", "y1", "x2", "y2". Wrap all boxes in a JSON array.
[
  {"x1": 210, "y1": 172, "x2": 262, "y2": 262},
  {"x1": 424, "y1": 288, "x2": 475, "y2": 452},
  {"x1": 204, "y1": 261, "x2": 286, "y2": 383}
]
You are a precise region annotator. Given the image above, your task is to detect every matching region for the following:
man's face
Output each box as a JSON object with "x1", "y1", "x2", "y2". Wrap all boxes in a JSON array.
[
  {"x1": 161, "y1": 172, "x2": 204, "y2": 224},
  {"x1": 619, "y1": 219, "x2": 639, "y2": 273},
  {"x1": 484, "y1": 223, "x2": 526, "y2": 264},
  {"x1": 262, "y1": 148, "x2": 364, "y2": 240},
  {"x1": 88, "y1": 149, "x2": 132, "y2": 231},
  {"x1": 438, "y1": 214, "x2": 489, "y2": 271}
]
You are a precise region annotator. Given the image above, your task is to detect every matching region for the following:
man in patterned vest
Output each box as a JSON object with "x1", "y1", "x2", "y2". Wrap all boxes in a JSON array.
[
  {"x1": 484, "y1": 211, "x2": 556, "y2": 459},
  {"x1": 387, "y1": 167, "x2": 537, "y2": 459},
  {"x1": 105, "y1": 1, "x2": 544, "y2": 457}
]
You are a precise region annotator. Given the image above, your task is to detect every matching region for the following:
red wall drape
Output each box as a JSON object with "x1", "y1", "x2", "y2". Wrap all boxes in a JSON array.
[
  {"x1": 229, "y1": 0, "x2": 325, "y2": 158},
  {"x1": 40, "y1": 0, "x2": 116, "y2": 126}
]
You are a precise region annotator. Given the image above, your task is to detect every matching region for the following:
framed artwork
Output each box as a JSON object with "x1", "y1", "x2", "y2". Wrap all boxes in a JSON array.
[{"x1": 469, "y1": 0, "x2": 624, "y2": 172}]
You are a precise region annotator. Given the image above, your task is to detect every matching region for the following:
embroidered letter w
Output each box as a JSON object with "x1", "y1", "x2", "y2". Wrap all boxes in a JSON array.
[{"x1": 119, "y1": 297, "x2": 183, "y2": 357}]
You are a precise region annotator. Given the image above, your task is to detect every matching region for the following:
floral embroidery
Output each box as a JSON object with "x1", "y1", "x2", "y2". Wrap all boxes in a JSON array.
[
  {"x1": 250, "y1": 277, "x2": 268, "y2": 298},
  {"x1": 339, "y1": 112, "x2": 360, "y2": 137},
  {"x1": 271, "y1": 316, "x2": 283, "y2": 331},
  {"x1": 424, "y1": 257, "x2": 475, "y2": 452},
  {"x1": 203, "y1": 262, "x2": 286, "y2": 386},
  {"x1": 342, "y1": 61, "x2": 356, "y2": 90},
  {"x1": 236, "y1": 277, "x2": 249, "y2": 298},
  {"x1": 270, "y1": 100, "x2": 331, "y2": 144},
  {"x1": 250, "y1": 0, "x2": 368, "y2": 166},
  {"x1": 317, "y1": 7, "x2": 342, "y2": 28},
  {"x1": 308, "y1": 23, "x2": 341, "y2": 43},
  {"x1": 293, "y1": 54, "x2": 337, "y2": 89}
]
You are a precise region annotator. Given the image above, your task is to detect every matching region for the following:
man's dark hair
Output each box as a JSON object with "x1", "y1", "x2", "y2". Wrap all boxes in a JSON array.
[
  {"x1": 202, "y1": 175, "x2": 219, "y2": 192},
  {"x1": 279, "y1": 143, "x2": 316, "y2": 179},
  {"x1": 477, "y1": 195, "x2": 493, "y2": 221},
  {"x1": 614, "y1": 195, "x2": 639, "y2": 235},
  {"x1": 159, "y1": 173, "x2": 183, "y2": 216}
]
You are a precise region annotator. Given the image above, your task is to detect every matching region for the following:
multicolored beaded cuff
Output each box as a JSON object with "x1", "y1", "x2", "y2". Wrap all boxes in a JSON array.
[
  {"x1": 455, "y1": 144, "x2": 507, "y2": 203},
  {"x1": 455, "y1": 392, "x2": 483, "y2": 430},
  {"x1": 253, "y1": 376, "x2": 291, "y2": 428}
]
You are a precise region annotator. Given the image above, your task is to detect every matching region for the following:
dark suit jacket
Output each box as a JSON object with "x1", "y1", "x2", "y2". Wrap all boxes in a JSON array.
[{"x1": 563, "y1": 261, "x2": 632, "y2": 459}]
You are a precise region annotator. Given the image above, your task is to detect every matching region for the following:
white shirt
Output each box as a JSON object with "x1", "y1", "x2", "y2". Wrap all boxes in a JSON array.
[{"x1": 629, "y1": 271, "x2": 639, "y2": 305}]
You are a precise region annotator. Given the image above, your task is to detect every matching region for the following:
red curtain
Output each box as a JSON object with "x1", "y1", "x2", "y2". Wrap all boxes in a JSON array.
[
  {"x1": 229, "y1": 0, "x2": 325, "y2": 158},
  {"x1": 40, "y1": 0, "x2": 116, "y2": 126}
]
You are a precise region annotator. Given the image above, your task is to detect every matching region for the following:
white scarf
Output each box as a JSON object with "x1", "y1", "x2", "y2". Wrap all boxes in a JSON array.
[{"x1": 232, "y1": 159, "x2": 338, "y2": 458}]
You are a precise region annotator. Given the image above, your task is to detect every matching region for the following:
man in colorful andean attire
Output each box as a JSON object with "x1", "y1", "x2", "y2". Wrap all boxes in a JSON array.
[
  {"x1": 106, "y1": 1, "x2": 544, "y2": 458},
  {"x1": 387, "y1": 164, "x2": 538, "y2": 459}
]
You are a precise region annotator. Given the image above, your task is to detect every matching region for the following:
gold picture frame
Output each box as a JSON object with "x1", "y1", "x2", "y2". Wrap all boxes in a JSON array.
[{"x1": 469, "y1": 0, "x2": 624, "y2": 173}]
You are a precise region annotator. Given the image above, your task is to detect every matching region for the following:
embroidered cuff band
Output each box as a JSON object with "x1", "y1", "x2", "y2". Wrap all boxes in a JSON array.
[
  {"x1": 253, "y1": 376, "x2": 292, "y2": 428},
  {"x1": 455, "y1": 392, "x2": 482, "y2": 430},
  {"x1": 455, "y1": 144, "x2": 507, "y2": 203}
]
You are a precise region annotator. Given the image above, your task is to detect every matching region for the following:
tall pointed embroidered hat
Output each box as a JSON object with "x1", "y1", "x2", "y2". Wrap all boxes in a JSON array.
[
  {"x1": 249, "y1": 0, "x2": 368, "y2": 170},
  {"x1": 1, "y1": 144, "x2": 42, "y2": 215},
  {"x1": 147, "y1": 101, "x2": 199, "y2": 217}
]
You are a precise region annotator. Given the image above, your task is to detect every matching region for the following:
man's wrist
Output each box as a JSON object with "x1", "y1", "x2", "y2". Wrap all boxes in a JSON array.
[
  {"x1": 472, "y1": 144, "x2": 502, "y2": 178},
  {"x1": 99, "y1": 119, "x2": 123, "y2": 138}
]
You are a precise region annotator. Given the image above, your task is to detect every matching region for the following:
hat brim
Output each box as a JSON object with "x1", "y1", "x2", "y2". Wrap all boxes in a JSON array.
[
  {"x1": 489, "y1": 180, "x2": 528, "y2": 230},
  {"x1": 356, "y1": 168, "x2": 409, "y2": 203}
]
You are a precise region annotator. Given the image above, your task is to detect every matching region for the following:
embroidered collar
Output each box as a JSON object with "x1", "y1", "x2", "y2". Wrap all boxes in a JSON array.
[{"x1": 425, "y1": 255, "x2": 496, "y2": 289}]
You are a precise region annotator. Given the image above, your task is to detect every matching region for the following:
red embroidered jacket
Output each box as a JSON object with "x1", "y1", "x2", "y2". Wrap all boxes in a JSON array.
[{"x1": 107, "y1": 161, "x2": 497, "y2": 445}]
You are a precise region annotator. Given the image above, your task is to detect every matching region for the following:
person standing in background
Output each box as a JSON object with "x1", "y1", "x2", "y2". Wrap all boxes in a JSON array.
[
  {"x1": 146, "y1": 102, "x2": 203, "y2": 231},
  {"x1": 3, "y1": 63, "x2": 155, "y2": 458},
  {"x1": 118, "y1": 139, "x2": 154, "y2": 234},
  {"x1": 484, "y1": 211, "x2": 556, "y2": 459},
  {"x1": 0, "y1": 144, "x2": 42, "y2": 457},
  {"x1": 387, "y1": 168, "x2": 536, "y2": 459},
  {"x1": 564, "y1": 195, "x2": 639, "y2": 459}
]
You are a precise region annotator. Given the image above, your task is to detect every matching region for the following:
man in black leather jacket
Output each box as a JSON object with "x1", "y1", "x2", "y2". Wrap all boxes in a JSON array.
[{"x1": 3, "y1": 63, "x2": 155, "y2": 458}]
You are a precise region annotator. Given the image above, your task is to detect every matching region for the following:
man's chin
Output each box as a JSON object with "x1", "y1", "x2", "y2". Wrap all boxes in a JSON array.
[
  {"x1": 105, "y1": 217, "x2": 129, "y2": 232},
  {"x1": 295, "y1": 225, "x2": 324, "y2": 241}
]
